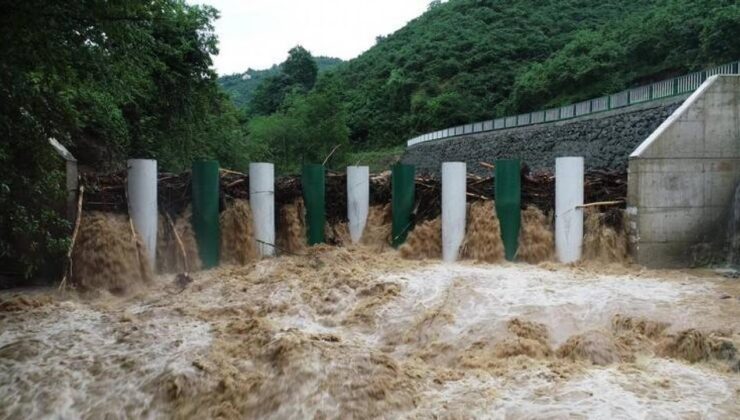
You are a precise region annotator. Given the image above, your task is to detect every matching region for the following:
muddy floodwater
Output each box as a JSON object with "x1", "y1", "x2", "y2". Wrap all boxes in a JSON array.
[{"x1": 1, "y1": 246, "x2": 739, "y2": 418}]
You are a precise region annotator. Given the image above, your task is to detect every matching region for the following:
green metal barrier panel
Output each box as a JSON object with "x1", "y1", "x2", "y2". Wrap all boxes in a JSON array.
[
  {"x1": 192, "y1": 159, "x2": 220, "y2": 268},
  {"x1": 301, "y1": 164, "x2": 326, "y2": 245},
  {"x1": 391, "y1": 163, "x2": 415, "y2": 247},
  {"x1": 495, "y1": 159, "x2": 521, "y2": 261}
]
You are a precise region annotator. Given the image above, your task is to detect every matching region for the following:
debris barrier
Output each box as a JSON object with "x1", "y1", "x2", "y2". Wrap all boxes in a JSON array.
[
  {"x1": 220, "y1": 199, "x2": 259, "y2": 265},
  {"x1": 391, "y1": 163, "x2": 415, "y2": 247},
  {"x1": 249, "y1": 162, "x2": 275, "y2": 257},
  {"x1": 347, "y1": 166, "x2": 370, "y2": 244},
  {"x1": 555, "y1": 157, "x2": 584, "y2": 263},
  {"x1": 442, "y1": 162, "x2": 466, "y2": 262},
  {"x1": 78, "y1": 161, "x2": 632, "y2": 271},
  {"x1": 495, "y1": 159, "x2": 522, "y2": 261},
  {"x1": 302, "y1": 164, "x2": 326, "y2": 245},
  {"x1": 126, "y1": 159, "x2": 158, "y2": 269},
  {"x1": 192, "y1": 159, "x2": 220, "y2": 268}
]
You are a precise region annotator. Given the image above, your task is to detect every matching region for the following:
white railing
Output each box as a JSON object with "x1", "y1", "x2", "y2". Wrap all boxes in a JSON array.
[{"x1": 406, "y1": 60, "x2": 740, "y2": 147}]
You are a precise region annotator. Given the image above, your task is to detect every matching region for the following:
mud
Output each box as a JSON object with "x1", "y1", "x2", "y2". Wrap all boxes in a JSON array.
[
  {"x1": 361, "y1": 204, "x2": 392, "y2": 250},
  {"x1": 277, "y1": 199, "x2": 307, "y2": 254},
  {"x1": 71, "y1": 212, "x2": 152, "y2": 294},
  {"x1": 325, "y1": 221, "x2": 351, "y2": 246},
  {"x1": 2, "y1": 249, "x2": 739, "y2": 418},
  {"x1": 157, "y1": 206, "x2": 202, "y2": 273},
  {"x1": 461, "y1": 200, "x2": 504, "y2": 263},
  {"x1": 516, "y1": 206, "x2": 555, "y2": 263},
  {"x1": 219, "y1": 199, "x2": 259, "y2": 265},
  {"x1": 0, "y1": 294, "x2": 53, "y2": 313},
  {"x1": 557, "y1": 330, "x2": 620, "y2": 365},
  {"x1": 584, "y1": 207, "x2": 629, "y2": 263},
  {"x1": 399, "y1": 217, "x2": 442, "y2": 260}
]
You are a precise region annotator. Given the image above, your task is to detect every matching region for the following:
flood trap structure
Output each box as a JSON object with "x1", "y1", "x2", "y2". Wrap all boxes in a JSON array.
[{"x1": 628, "y1": 75, "x2": 740, "y2": 268}]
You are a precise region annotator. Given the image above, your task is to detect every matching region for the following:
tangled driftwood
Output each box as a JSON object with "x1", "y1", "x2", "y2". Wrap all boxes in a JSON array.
[{"x1": 81, "y1": 168, "x2": 627, "y2": 226}]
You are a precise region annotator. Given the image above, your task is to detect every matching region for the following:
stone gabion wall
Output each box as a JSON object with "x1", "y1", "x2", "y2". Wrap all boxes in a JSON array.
[{"x1": 401, "y1": 97, "x2": 685, "y2": 177}]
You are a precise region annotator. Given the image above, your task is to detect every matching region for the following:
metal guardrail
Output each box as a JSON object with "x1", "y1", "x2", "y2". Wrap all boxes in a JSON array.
[{"x1": 407, "y1": 60, "x2": 740, "y2": 147}]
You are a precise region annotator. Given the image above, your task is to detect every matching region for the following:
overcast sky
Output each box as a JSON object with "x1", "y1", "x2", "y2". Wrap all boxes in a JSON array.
[{"x1": 188, "y1": 0, "x2": 432, "y2": 75}]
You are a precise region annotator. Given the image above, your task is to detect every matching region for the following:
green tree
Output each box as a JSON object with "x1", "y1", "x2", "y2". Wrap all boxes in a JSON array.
[
  {"x1": 218, "y1": 57, "x2": 343, "y2": 109},
  {"x1": 247, "y1": 77, "x2": 349, "y2": 173},
  {"x1": 283, "y1": 46, "x2": 319, "y2": 90},
  {"x1": 248, "y1": 74, "x2": 293, "y2": 116},
  {"x1": 0, "y1": 0, "x2": 248, "y2": 279},
  {"x1": 248, "y1": 46, "x2": 322, "y2": 116},
  {"x1": 428, "y1": 0, "x2": 442, "y2": 11}
]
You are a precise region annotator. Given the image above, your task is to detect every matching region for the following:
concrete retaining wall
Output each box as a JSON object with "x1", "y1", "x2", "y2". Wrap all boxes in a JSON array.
[
  {"x1": 627, "y1": 75, "x2": 740, "y2": 268},
  {"x1": 402, "y1": 97, "x2": 686, "y2": 177},
  {"x1": 731, "y1": 184, "x2": 740, "y2": 268}
]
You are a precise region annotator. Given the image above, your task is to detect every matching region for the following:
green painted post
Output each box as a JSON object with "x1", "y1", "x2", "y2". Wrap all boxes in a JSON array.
[
  {"x1": 192, "y1": 159, "x2": 220, "y2": 268},
  {"x1": 301, "y1": 164, "x2": 325, "y2": 245},
  {"x1": 391, "y1": 163, "x2": 415, "y2": 247},
  {"x1": 495, "y1": 159, "x2": 521, "y2": 261}
]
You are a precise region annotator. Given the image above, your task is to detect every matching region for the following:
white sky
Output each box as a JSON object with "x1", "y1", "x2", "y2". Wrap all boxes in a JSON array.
[{"x1": 188, "y1": 0, "x2": 432, "y2": 75}]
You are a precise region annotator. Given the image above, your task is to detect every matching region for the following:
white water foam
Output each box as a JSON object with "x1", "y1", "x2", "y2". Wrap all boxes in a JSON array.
[{"x1": 0, "y1": 299, "x2": 211, "y2": 419}]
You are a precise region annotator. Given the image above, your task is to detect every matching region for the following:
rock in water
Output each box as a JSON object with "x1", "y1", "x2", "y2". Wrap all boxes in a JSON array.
[{"x1": 174, "y1": 273, "x2": 193, "y2": 290}]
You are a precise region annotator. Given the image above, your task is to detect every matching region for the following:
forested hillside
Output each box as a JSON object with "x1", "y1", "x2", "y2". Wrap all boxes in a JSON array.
[
  {"x1": 322, "y1": 0, "x2": 739, "y2": 147},
  {"x1": 219, "y1": 0, "x2": 739, "y2": 170},
  {"x1": 218, "y1": 57, "x2": 342, "y2": 108},
  {"x1": 1, "y1": 0, "x2": 247, "y2": 278}
]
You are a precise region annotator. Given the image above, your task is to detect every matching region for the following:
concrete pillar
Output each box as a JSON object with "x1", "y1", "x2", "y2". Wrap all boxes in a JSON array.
[
  {"x1": 555, "y1": 157, "x2": 584, "y2": 263},
  {"x1": 442, "y1": 162, "x2": 466, "y2": 262},
  {"x1": 249, "y1": 163, "x2": 275, "y2": 257},
  {"x1": 192, "y1": 160, "x2": 220, "y2": 268},
  {"x1": 347, "y1": 166, "x2": 369, "y2": 244},
  {"x1": 66, "y1": 160, "x2": 78, "y2": 223},
  {"x1": 127, "y1": 159, "x2": 158, "y2": 268}
]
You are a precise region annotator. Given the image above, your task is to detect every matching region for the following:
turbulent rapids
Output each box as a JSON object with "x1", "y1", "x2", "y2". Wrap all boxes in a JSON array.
[
  {"x1": 1, "y1": 200, "x2": 739, "y2": 418},
  {"x1": 2, "y1": 240, "x2": 740, "y2": 418}
]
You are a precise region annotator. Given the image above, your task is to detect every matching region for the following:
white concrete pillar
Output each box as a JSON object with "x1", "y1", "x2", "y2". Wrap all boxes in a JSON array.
[
  {"x1": 127, "y1": 159, "x2": 158, "y2": 268},
  {"x1": 555, "y1": 157, "x2": 584, "y2": 263},
  {"x1": 442, "y1": 162, "x2": 466, "y2": 262},
  {"x1": 347, "y1": 166, "x2": 370, "y2": 244},
  {"x1": 66, "y1": 160, "x2": 78, "y2": 223},
  {"x1": 249, "y1": 162, "x2": 275, "y2": 257}
]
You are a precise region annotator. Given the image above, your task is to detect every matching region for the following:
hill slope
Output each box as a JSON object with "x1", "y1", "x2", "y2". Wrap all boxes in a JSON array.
[
  {"x1": 219, "y1": 56, "x2": 343, "y2": 108},
  {"x1": 330, "y1": 0, "x2": 739, "y2": 147}
]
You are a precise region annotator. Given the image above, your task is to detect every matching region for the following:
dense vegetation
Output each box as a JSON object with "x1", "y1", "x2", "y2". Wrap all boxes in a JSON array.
[
  {"x1": 239, "y1": 47, "x2": 350, "y2": 173},
  {"x1": 222, "y1": 0, "x2": 739, "y2": 149},
  {"x1": 3, "y1": 0, "x2": 738, "y2": 279},
  {"x1": 218, "y1": 57, "x2": 342, "y2": 108},
  {"x1": 334, "y1": 0, "x2": 740, "y2": 147},
  {"x1": 1, "y1": 0, "x2": 247, "y2": 278}
]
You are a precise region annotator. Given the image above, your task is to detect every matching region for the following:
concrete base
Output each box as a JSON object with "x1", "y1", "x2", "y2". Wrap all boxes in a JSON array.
[
  {"x1": 628, "y1": 75, "x2": 740, "y2": 268},
  {"x1": 731, "y1": 183, "x2": 740, "y2": 268}
]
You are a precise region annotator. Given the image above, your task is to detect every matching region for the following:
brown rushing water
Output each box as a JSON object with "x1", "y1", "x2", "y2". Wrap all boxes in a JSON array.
[{"x1": 1, "y1": 246, "x2": 739, "y2": 419}]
